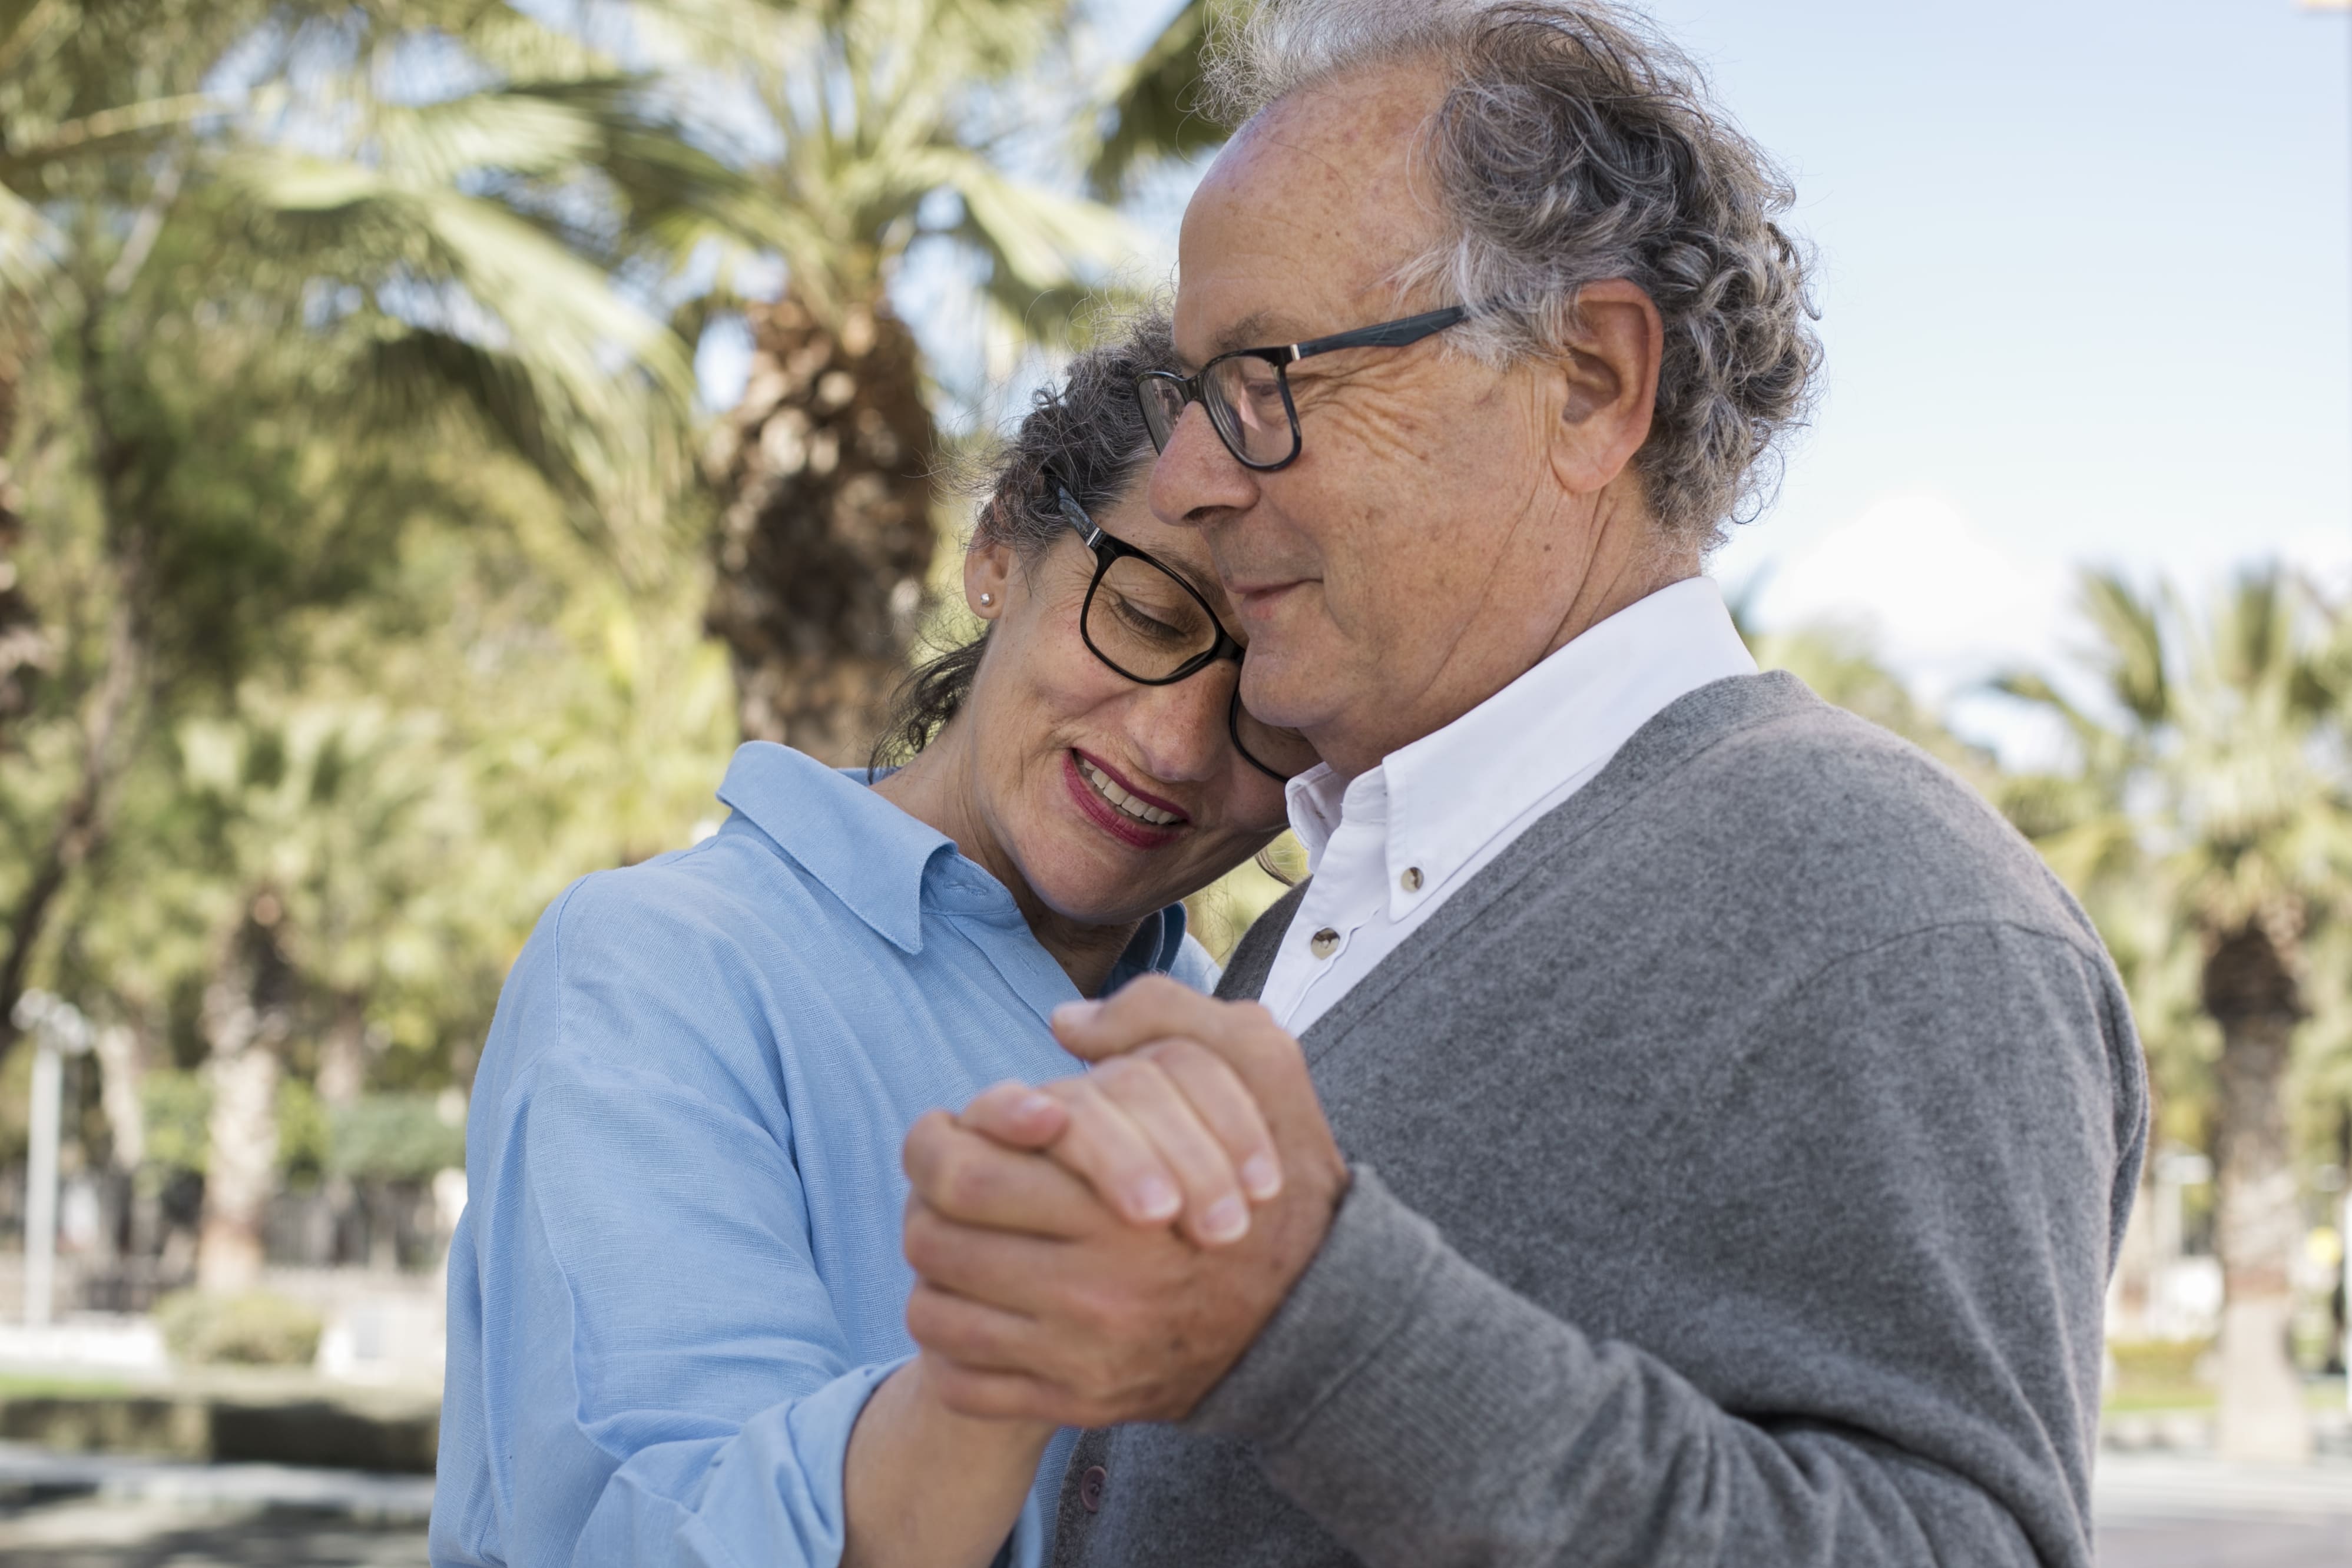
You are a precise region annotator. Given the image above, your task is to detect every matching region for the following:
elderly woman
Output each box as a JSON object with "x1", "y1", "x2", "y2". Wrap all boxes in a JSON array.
[{"x1": 429, "y1": 316, "x2": 1314, "y2": 1568}]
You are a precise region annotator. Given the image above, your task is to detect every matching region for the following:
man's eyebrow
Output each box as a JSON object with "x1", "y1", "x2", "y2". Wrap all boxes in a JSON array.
[
  {"x1": 1214, "y1": 310, "x2": 1287, "y2": 354},
  {"x1": 1177, "y1": 310, "x2": 1293, "y2": 370}
]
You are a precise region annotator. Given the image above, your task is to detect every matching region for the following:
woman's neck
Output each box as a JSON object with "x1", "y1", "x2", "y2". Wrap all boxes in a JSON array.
[{"x1": 870, "y1": 739, "x2": 1145, "y2": 999}]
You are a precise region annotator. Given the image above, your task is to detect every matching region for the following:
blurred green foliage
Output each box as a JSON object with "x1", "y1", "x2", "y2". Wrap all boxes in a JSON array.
[
  {"x1": 139, "y1": 1070, "x2": 210, "y2": 1176},
  {"x1": 327, "y1": 1093, "x2": 465, "y2": 1182},
  {"x1": 155, "y1": 1288, "x2": 324, "y2": 1367}
]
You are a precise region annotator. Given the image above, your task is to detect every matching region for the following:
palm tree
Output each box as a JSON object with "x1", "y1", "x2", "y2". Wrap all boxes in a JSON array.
[
  {"x1": 0, "y1": 0, "x2": 701, "y2": 1054},
  {"x1": 626, "y1": 0, "x2": 1218, "y2": 761},
  {"x1": 2000, "y1": 567, "x2": 2352, "y2": 1462}
]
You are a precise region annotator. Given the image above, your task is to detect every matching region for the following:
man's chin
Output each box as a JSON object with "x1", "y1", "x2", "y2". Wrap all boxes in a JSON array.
[{"x1": 1240, "y1": 652, "x2": 1339, "y2": 735}]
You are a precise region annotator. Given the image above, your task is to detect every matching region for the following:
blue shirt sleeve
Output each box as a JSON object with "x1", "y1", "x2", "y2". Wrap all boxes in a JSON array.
[{"x1": 430, "y1": 876, "x2": 900, "y2": 1568}]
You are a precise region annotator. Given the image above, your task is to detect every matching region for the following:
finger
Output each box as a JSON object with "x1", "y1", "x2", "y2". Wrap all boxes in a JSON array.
[
  {"x1": 1086, "y1": 1055, "x2": 1254, "y2": 1246},
  {"x1": 1135, "y1": 1037, "x2": 1283, "y2": 1202},
  {"x1": 1060, "y1": 986, "x2": 1317, "y2": 1148},
  {"x1": 904, "y1": 1277, "x2": 1049, "y2": 1374},
  {"x1": 1036, "y1": 1076, "x2": 1189, "y2": 1229},
  {"x1": 916, "y1": 1352, "x2": 1074, "y2": 1425},
  {"x1": 904, "y1": 1113, "x2": 1107, "y2": 1238},
  {"x1": 1051, "y1": 973, "x2": 1241, "y2": 1063},
  {"x1": 904, "y1": 1200, "x2": 1093, "y2": 1311},
  {"x1": 957, "y1": 1080, "x2": 1071, "y2": 1150}
]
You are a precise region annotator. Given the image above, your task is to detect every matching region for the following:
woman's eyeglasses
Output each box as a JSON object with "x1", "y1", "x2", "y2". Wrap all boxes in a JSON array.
[{"x1": 1053, "y1": 483, "x2": 1316, "y2": 784}]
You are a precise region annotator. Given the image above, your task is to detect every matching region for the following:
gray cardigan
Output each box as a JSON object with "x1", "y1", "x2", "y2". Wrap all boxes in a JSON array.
[{"x1": 1051, "y1": 671, "x2": 2146, "y2": 1567}]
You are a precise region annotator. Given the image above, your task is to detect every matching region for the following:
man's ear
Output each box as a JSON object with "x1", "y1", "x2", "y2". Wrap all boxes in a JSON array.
[
  {"x1": 964, "y1": 536, "x2": 1014, "y2": 619},
  {"x1": 1545, "y1": 279, "x2": 1664, "y2": 498}
]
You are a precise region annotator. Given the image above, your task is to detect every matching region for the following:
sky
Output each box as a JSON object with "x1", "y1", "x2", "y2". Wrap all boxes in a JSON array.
[
  {"x1": 1631, "y1": 0, "x2": 2352, "y2": 741},
  {"x1": 693, "y1": 0, "x2": 2351, "y2": 755},
  {"x1": 1094, "y1": 0, "x2": 2352, "y2": 754}
]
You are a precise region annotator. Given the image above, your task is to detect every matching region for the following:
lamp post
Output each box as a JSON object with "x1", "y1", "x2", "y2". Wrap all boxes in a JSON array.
[{"x1": 11, "y1": 990, "x2": 90, "y2": 1328}]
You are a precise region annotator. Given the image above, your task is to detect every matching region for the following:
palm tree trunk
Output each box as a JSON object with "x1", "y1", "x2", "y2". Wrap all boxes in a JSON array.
[
  {"x1": 0, "y1": 307, "x2": 151, "y2": 1051},
  {"x1": 0, "y1": 336, "x2": 49, "y2": 736},
  {"x1": 2202, "y1": 921, "x2": 2313, "y2": 1462},
  {"x1": 704, "y1": 293, "x2": 936, "y2": 765},
  {"x1": 196, "y1": 904, "x2": 297, "y2": 1295}
]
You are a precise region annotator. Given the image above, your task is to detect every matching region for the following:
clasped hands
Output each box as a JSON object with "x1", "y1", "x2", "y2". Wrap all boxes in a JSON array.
[{"x1": 901, "y1": 976, "x2": 1348, "y2": 1428}]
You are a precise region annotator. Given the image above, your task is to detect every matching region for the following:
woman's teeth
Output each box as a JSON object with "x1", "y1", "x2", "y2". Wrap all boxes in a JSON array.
[{"x1": 1079, "y1": 758, "x2": 1181, "y2": 827}]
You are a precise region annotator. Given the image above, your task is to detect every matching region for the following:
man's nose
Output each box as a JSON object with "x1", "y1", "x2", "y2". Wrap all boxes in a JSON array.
[
  {"x1": 1147, "y1": 400, "x2": 1255, "y2": 530},
  {"x1": 1124, "y1": 664, "x2": 1238, "y2": 786}
]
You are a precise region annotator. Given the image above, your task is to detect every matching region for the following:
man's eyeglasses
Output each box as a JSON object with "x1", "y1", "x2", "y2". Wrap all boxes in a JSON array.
[
  {"x1": 1053, "y1": 483, "x2": 1316, "y2": 783},
  {"x1": 1131, "y1": 304, "x2": 1472, "y2": 472}
]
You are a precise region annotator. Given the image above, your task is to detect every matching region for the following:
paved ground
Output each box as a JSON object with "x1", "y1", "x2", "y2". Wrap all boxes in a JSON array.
[
  {"x1": 0, "y1": 1444, "x2": 2346, "y2": 1565},
  {"x1": 0, "y1": 1444, "x2": 431, "y2": 1566},
  {"x1": 2095, "y1": 1453, "x2": 2352, "y2": 1567}
]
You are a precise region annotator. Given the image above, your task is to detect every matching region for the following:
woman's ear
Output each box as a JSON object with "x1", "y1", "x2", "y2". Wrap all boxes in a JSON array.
[{"x1": 965, "y1": 537, "x2": 1013, "y2": 619}]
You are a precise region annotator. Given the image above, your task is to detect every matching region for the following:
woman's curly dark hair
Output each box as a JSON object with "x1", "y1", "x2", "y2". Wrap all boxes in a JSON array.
[{"x1": 869, "y1": 311, "x2": 1175, "y2": 771}]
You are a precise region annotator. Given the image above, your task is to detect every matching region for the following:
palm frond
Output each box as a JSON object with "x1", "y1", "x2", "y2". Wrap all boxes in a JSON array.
[
  {"x1": 2076, "y1": 569, "x2": 2169, "y2": 725},
  {"x1": 1084, "y1": 0, "x2": 1232, "y2": 198}
]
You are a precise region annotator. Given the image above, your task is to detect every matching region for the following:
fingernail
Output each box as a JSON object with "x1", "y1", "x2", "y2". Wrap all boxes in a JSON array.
[
  {"x1": 1015, "y1": 1091, "x2": 1058, "y2": 1122},
  {"x1": 1201, "y1": 1195, "x2": 1249, "y2": 1243},
  {"x1": 1129, "y1": 1175, "x2": 1181, "y2": 1221},
  {"x1": 1241, "y1": 1155, "x2": 1283, "y2": 1200},
  {"x1": 1053, "y1": 1000, "x2": 1104, "y2": 1029}
]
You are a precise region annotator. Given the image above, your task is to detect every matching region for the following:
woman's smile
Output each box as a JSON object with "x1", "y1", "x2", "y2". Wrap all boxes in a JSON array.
[{"x1": 1063, "y1": 748, "x2": 1190, "y2": 848}]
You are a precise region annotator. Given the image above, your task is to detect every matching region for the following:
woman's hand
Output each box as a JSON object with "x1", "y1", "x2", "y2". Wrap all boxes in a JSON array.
[{"x1": 956, "y1": 1014, "x2": 1286, "y2": 1248}]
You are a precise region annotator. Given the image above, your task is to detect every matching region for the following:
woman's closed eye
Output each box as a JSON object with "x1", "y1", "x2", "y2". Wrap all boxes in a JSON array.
[{"x1": 1104, "y1": 584, "x2": 1210, "y2": 648}]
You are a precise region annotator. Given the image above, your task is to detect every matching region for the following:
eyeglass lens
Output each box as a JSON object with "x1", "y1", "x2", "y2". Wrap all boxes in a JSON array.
[
  {"x1": 1085, "y1": 553, "x2": 1219, "y2": 682},
  {"x1": 1079, "y1": 550, "x2": 1317, "y2": 780},
  {"x1": 1138, "y1": 363, "x2": 1297, "y2": 469}
]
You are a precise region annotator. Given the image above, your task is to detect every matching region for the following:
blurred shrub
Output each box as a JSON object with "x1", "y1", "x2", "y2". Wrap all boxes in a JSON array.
[
  {"x1": 2106, "y1": 1336, "x2": 2217, "y2": 1410},
  {"x1": 155, "y1": 1289, "x2": 324, "y2": 1367},
  {"x1": 329, "y1": 1093, "x2": 465, "y2": 1181}
]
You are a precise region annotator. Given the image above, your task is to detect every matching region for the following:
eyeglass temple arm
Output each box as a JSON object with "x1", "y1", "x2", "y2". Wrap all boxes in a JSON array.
[
  {"x1": 1287, "y1": 305, "x2": 1471, "y2": 363},
  {"x1": 1053, "y1": 484, "x2": 1103, "y2": 548}
]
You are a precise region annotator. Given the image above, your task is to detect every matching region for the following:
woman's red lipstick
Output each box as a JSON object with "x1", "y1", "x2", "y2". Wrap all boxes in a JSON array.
[{"x1": 1063, "y1": 751, "x2": 1185, "y2": 850}]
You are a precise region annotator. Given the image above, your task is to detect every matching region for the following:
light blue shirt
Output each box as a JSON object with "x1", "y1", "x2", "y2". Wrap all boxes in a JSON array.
[{"x1": 430, "y1": 744, "x2": 1217, "y2": 1568}]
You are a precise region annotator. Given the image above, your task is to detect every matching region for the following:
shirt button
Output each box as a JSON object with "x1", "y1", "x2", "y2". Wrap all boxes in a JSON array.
[
  {"x1": 1400, "y1": 867, "x2": 1423, "y2": 893},
  {"x1": 1079, "y1": 1465, "x2": 1108, "y2": 1513},
  {"x1": 1310, "y1": 927, "x2": 1341, "y2": 959}
]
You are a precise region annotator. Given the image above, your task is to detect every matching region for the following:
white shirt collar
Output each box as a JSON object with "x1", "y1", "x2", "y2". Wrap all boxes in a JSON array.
[{"x1": 1284, "y1": 577, "x2": 1757, "y2": 916}]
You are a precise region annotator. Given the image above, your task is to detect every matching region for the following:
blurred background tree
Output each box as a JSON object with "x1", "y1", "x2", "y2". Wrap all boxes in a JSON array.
[
  {"x1": 1996, "y1": 568, "x2": 2352, "y2": 1461},
  {"x1": 621, "y1": 0, "x2": 1206, "y2": 760},
  {"x1": 0, "y1": 0, "x2": 2340, "y2": 1467}
]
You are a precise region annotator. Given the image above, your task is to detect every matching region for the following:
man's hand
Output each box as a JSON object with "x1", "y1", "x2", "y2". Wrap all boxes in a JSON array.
[
  {"x1": 956, "y1": 1030, "x2": 1284, "y2": 1248},
  {"x1": 902, "y1": 977, "x2": 1348, "y2": 1427}
]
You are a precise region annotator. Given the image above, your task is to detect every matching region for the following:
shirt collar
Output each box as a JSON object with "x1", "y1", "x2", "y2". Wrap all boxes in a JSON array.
[
  {"x1": 715, "y1": 742, "x2": 1197, "y2": 983},
  {"x1": 1285, "y1": 577, "x2": 1757, "y2": 911},
  {"x1": 715, "y1": 743, "x2": 962, "y2": 955},
  {"x1": 1105, "y1": 903, "x2": 1190, "y2": 993}
]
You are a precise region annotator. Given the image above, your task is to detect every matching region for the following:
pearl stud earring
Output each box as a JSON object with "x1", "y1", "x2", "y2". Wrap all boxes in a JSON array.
[{"x1": 979, "y1": 592, "x2": 994, "y2": 607}]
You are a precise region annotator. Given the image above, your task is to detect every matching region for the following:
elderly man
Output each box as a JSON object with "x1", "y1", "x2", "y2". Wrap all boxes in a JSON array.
[{"x1": 902, "y1": 3, "x2": 2146, "y2": 1565}]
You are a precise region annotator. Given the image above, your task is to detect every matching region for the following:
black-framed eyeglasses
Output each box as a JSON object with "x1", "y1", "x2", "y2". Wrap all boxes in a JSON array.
[
  {"x1": 1053, "y1": 483, "x2": 1316, "y2": 783},
  {"x1": 1132, "y1": 304, "x2": 1472, "y2": 472}
]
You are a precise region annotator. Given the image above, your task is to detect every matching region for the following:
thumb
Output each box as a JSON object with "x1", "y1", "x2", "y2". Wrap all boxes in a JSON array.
[{"x1": 957, "y1": 1080, "x2": 1071, "y2": 1149}]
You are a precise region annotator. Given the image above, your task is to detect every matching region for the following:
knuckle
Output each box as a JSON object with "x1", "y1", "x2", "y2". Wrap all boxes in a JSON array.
[
  {"x1": 902, "y1": 1110, "x2": 952, "y2": 1178},
  {"x1": 902, "y1": 1208, "x2": 947, "y2": 1272},
  {"x1": 936, "y1": 1148, "x2": 996, "y2": 1213}
]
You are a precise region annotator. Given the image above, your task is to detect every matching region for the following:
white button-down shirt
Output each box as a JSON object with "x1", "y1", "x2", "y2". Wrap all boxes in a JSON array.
[{"x1": 1259, "y1": 576, "x2": 1758, "y2": 1035}]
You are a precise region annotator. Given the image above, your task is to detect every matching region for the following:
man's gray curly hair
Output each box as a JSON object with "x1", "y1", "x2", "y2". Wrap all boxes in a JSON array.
[{"x1": 1203, "y1": 0, "x2": 1821, "y2": 551}]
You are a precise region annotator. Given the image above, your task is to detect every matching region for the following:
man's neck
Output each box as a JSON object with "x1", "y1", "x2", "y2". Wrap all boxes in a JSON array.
[{"x1": 1317, "y1": 553, "x2": 1701, "y2": 785}]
